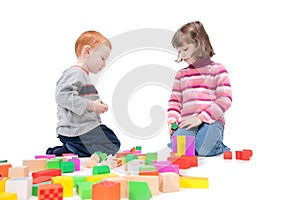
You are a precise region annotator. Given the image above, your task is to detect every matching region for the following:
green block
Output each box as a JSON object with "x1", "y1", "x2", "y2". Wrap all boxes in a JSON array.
[
  {"x1": 126, "y1": 154, "x2": 138, "y2": 163},
  {"x1": 46, "y1": 158, "x2": 61, "y2": 169},
  {"x1": 72, "y1": 176, "x2": 86, "y2": 188},
  {"x1": 76, "y1": 182, "x2": 93, "y2": 199},
  {"x1": 145, "y1": 152, "x2": 157, "y2": 165},
  {"x1": 129, "y1": 181, "x2": 152, "y2": 200},
  {"x1": 136, "y1": 146, "x2": 142, "y2": 150},
  {"x1": 171, "y1": 122, "x2": 178, "y2": 130},
  {"x1": 32, "y1": 185, "x2": 38, "y2": 196},
  {"x1": 139, "y1": 165, "x2": 157, "y2": 171},
  {"x1": 92, "y1": 165, "x2": 110, "y2": 175},
  {"x1": 61, "y1": 161, "x2": 75, "y2": 173},
  {"x1": 0, "y1": 160, "x2": 7, "y2": 163}
]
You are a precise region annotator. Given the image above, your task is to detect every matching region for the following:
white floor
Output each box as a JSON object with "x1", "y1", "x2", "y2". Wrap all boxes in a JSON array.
[{"x1": 17, "y1": 146, "x2": 296, "y2": 200}]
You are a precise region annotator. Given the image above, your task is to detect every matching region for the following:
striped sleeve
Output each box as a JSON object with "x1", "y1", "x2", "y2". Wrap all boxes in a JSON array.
[
  {"x1": 198, "y1": 68, "x2": 232, "y2": 124},
  {"x1": 167, "y1": 72, "x2": 182, "y2": 123}
]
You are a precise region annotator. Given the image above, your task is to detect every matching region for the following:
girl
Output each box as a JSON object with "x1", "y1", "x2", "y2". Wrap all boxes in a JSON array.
[{"x1": 167, "y1": 21, "x2": 232, "y2": 156}]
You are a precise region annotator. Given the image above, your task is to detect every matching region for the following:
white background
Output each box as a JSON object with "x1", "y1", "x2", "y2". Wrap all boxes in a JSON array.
[{"x1": 0, "y1": 0, "x2": 299, "y2": 199}]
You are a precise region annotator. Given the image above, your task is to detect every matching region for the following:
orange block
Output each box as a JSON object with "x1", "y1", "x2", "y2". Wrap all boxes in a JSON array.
[
  {"x1": 0, "y1": 163, "x2": 12, "y2": 177},
  {"x1": 92, "y1": 181, "x2": 120, "y2": 200},
  {"x1": 139, "y1": 170, "x2": 160, "y2": 176},
  {"x1": 38, "y1": 184, "x2": 63, "y2": 200}
]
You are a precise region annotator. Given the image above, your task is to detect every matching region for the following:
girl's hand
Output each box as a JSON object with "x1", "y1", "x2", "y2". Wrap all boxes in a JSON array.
[
  {"x1": 168, "y1": 120, "x2": 177, "y2": 138},
  {"x1": 179, "y1": 114, "x2": 202, "y2": 130}
]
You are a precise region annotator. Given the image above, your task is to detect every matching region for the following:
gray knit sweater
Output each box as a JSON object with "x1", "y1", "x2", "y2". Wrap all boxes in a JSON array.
[{"x1": 56, "y1": 66, "x2": 101, "y2": 137}]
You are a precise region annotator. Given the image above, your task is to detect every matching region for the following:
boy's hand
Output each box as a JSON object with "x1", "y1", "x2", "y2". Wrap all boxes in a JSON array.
[{"x1": 87, "y1": 100, "x2": 108, "y2": 114}]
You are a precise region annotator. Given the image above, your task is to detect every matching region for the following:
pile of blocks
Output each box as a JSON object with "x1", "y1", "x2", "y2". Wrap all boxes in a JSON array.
[{"x1": 2, "y1": 135, "x2": 255, "y2": 199}]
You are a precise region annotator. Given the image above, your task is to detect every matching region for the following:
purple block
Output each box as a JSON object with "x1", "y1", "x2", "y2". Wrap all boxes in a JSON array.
[
  {"x1": 185, "y1": 136, "x2": 195, "y2": 156},
  {"x1": 152, "y1": 162, "x2": 179, "y2": 174},
  {"x1": 68, "y1": 158, "x2": 80, "y2": 171},
  {"x1": 172, "y1": 135, "x2": 177, "y2": 153},
  {"x1": 35, "y1": 155, "x2": 56, "y2": 159}
]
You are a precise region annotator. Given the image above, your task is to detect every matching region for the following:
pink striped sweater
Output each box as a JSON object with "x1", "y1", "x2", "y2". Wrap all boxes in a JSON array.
[{"x1": 167, "y1": 58, "x2": 232, "y2": 126}]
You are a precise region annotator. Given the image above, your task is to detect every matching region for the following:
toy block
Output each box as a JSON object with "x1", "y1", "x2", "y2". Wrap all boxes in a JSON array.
[
  {"x1": 103, "y1": 177, "x2": 128, "y2": 198},
  {"x1": 46, "y1": 158, "x2": 61, "y2": 169},
  {"x1": 223, "y1": 151, "x2": 232, "y2": 159},
  {"x1": 243, "y1": 149, "x2": 253, "y2": 157},
  {"x1": 5, "y1": 177, "x2": 32, "y2": 200},
  {"x1": 179, "y1": 176, "x2": 209, "y2": 189},
  {"x1": 167, "y1": 156, "x2": 192, "y2": 169},
  {"x1": 145, "y1": 152, "x2": 157, "y2": 165},
  {"x1": 123, "y1": 175, "x2": 159, "y2": 196},
  {"x1": 101, "y1": 157, "x2": 122, "y2": 169},
  {"x1": 138, "y1": 155, "x2": 146, "y2": 160},
  {"x1": 33, "y1": 176, "x2": 52, "y2": 185},
  {"x1": 0, "y1": 160, "x2": 8, "y2": 163},
  {"x1": 60, "y1": 161, "x2": 75, "y2": 173},
  {"x1": 181, "y1": 156, "x2": 198, "y2": 167},
  {"x1": 32, "y1": 169, "x2": 62, "y2": 179},
  {"x1": 93, "y1": 151, "x2": 107, "y2": 162},
  {"x1": 0, "y1": 177, "x2": 7, "y2": 192},
  {"x1": 139, "y1": 165, "x2": 157, "y2": 172},
  {"x1": 32, "y1": 181, "x2": 51, "y2": 196},
  {"x1": 171, "y1": 122, "x2": 178, "y2": 131},
  {"x1": 72, "y1": 176, "x2": 86, "y2": 188},
  {"x1": 8, "y1": 166, "x2": 29, "y2": 178},
  {"x1": 35, "y1": 155, "x2": 56, "y2": 159},
  {"x1": 235, "y1": 151, "x2": 242, "y2": 159},
  {"x1": 0, "y1": 192, "x2": 17, "y2": 200},
  {"x1": 67, "y1": 157, "x2": 80, "y2": 171},
  {"x1": 172, "y1": 135, "x2": 195, "y2": 156},
  {"x1": 92, "y1": 165, "x2": 110, "y2": 175},
  {"x1": 86, "y1": 173, "x2": 119, "y2": 183},
  {"x1": 76, "y1": 182, "x2": 93, "y2": 199},
  {"x1": 51, "y1": 176, "x2": 73, "y2": 197},
  {"x1": 136, "y1": 146, "x2": 142, "y2": 151},
  {"x1": 23, "y1": 159, "x2": 47, "y2": 172},
  {"x1": 115, "y1": 152, "x2": 131, "y2": 158},
  {"x1": 125, "y1": 160, "x2": 144, "y2": 175},
  {"x1": 83, "y1": 158, "x2": 98, "y2": 168},
  {"x1": 159, "y1": 172, "x2": 180, "y2": 193},
  {"x1": 0, "y1": 163, "x2": 12, "y2": 178},
  {"x1": 128, "y1": 181, "x2": 152, "y2": 200},
  {"x1": 152, "y1": 161, "x2": 180, "y2": 174},
  {"x1": 240, "y1": 150, "x2": 251, "y2": 160},
  {"x1": 139, "y1": 170, "x2": 160, "y2": 176},
  {"x1": 38, "y1": 184, "x2": 63, "y2": 200},
  {"x1": 92, "y1": 181, "x2": 120, "y2": 200},
  {"x1": 126, "y1": 154, "x2": 138, "y2": 163}
]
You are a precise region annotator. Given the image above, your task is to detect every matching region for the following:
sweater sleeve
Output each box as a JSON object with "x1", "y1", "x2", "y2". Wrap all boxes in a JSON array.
[
  {"x1": 198, "y1": 67, "x2": 232, "y2": 124},
  {"x1": 55, "y1": 68, "x2": 89, "y2": 116},
  {"x1": 167, "y1": 71, "x2": 182, "y2": 123}
]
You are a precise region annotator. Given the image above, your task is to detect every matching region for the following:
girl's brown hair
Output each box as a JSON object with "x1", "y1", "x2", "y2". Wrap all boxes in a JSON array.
[
  {"x1": 172, "y1": 21, "x2": 215, "y2": 60},
  {"x1": 75, "y1": 30, "x2": 112, "y2": 57}
]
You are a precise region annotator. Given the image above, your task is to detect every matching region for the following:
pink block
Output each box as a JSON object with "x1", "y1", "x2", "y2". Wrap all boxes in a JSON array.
[
  {"x1": 35, "y1": 155, "x2": 56, "y2": 159},
  {"x1": 68, "y1": 158, "x2": 80, "y2": 171},
  {"x1": 185, "y1": 136, "x2": 195, "y2": 156},
  {"x1": 152, "y1": 162, "x2": 179, "y2": 174}
]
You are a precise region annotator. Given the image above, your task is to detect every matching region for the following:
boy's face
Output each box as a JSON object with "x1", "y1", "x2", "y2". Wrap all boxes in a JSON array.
[
  {"x1": 176, "y1": 42, "x2": 197, "y2": 65},
  {"x1": 85, "y1": 44, "x2": 111, "y2": 74}
]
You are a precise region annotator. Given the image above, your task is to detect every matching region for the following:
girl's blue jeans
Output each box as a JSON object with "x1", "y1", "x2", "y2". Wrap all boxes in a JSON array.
[{"x1": 168, "y1": 121, "x2": 230, "y2": 157}]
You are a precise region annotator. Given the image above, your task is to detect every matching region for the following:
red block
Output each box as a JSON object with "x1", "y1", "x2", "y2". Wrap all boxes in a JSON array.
[
  {"x1": 38, "y1": 184, "x2": 63, "y2": 200},
  {"x1": 32, "y1": 169, "x2": 62, "y2": 179},
  {"x1": 167, "y1": 156, "x2": 191, "y2": 169},
  {"x1": 223, "y1": 151, "x2": 232, "y2": 159},
  {"x1": 139, "y1": 170, "x2": 160, "y2": 176},
  {"x1": 0, "y1": 163, "x2": 12, "y2": 177},
  {"x1": 181, "y1": 156, "x2": 198, "y2": 167},
  {"x1": 240, "y1": 150, "x2": 251, "y2": 160},
  {"x1": 92, "y1": 181, "x2": 120, "y2": 200},
  {"x1": 235, "y1": 151, "x2": 242, "y2": 160},
  {"x1": 33, "y1": 176, "x2": 51, "y2": 184}
]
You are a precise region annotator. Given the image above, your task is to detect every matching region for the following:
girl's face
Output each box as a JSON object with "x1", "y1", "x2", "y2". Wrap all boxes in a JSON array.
[
  {"x1": 85, "y1": 44, "x2": 111, "y2": 74},
  {"x1": 176, "y1": 42, "x2": 197, "y2": 65}
]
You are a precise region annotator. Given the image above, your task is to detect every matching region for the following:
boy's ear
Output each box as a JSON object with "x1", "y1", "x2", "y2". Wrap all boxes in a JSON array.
[{"x1": 81, "y1": 45, "x2": 91, "y2": 57}]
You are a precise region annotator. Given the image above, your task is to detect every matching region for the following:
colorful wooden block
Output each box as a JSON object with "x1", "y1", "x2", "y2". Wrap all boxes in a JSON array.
[
  {"x1": 159, "y1": 172, "x2": 180, "y2": 193},
  {"x1": 92, "y1": 165, "x2": 110, "y2": 175},
  {"x1": 32, "y1": 169, "x2": 62, "y2": 179},
  {"x1": 92, "y1": 181, "x2": 120, "y2": 200},
  {"x1": 0, "y1": 163, "x2": 12, "y2": 177},
  {"x1": 179, "y1": 176, "x2": 209, "y2": 189},
  {"x1": 76, "y1": 182, "x2": 93, "y2": 199},
  {"x1": 86, "y1": 173, "x2": 119, "y2": 183},
  {"x1": 103, "y1": 177, "x2": 128, "y2": 198},
  {"x1": 5, "y1": 177, "x2": 32, "y2": 200},
  {"x1": 123, "y1": 175, "x2": 159, "y2": 196},
  {"x1": 128, "y1": 181, "x2": 152, "y2": 200},
  {"x1": 23, "y1": 159, "x2": 47, "y2": 172},
  {"x1": 8, "y1": 166, "x2": 29, "y2": 177},
  {"x1": 172, "y1": 135, "x2": 195, "y2": 156},
  {"x1": 38, "y1": 184, "x2": 63, "y2": 200},
  {"x1": 0, "y1": 192, "x2": 17, "y2": 200},
  {"x1": 51, "y1": 176, "x2": 73, "y2": 197},
  {"x1": 223, "y1": 151, "x2": 232, "y2": 159},
  {"x1": 0, "y1": 177, "x2": 7, "y2": 192}
]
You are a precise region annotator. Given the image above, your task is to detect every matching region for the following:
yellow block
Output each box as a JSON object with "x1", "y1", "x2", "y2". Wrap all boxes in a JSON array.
[
  {"x1": 51, "y1": 176, "x2": 73, "y2": 197},
  {"x1": 177, "y1": 136, "x2": 186, "y2": 156},
  {"x1": 138, "y1": 156, "x2": 146, "y2": 160},
  {"x1": 86, "y1": 173, "x2": 119, "y2": 183},
  {"x1": 0, "y1": 178, "x2": 7, "y2": 192},
  {"x1": 179, "y1": 176, "x2": 209, "y2": 189},
  {"x1": 0, "y1": 192, "x2": 17, "y2": 200}
]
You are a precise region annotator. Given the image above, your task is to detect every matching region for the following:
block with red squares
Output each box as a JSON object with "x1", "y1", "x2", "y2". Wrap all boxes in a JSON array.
[{"x1": 38, "y1": 183, "x2": 63, "y2": 200}]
